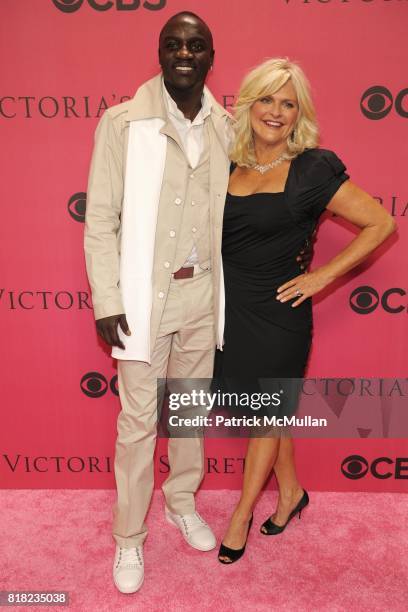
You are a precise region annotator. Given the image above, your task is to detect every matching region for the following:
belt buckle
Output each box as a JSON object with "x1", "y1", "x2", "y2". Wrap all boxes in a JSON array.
[{"x1": 173, "y1": 266, "x2": 194, "y2": 280}]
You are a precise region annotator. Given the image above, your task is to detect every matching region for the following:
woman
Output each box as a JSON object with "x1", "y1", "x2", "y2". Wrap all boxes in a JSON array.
[{"x1": 215, "y1": 58, "x2": 396, "y2": 564}]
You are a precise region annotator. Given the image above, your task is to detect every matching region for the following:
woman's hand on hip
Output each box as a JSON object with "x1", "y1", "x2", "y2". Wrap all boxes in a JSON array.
[{"x1": 276, "y1": 270, "x2": 332, "y2": 307}]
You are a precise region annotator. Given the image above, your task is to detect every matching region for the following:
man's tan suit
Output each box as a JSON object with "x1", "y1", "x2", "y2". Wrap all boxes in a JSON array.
[{"x1": 84, "y1": 74, "x2": 232, "y2": 547}]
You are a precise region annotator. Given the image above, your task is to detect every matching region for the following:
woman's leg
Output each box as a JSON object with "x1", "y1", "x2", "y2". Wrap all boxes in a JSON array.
[
  {"x1": 261, "y1": 436, "x2": 304, "y2": 531},
  {"x1": 219, "y1": 435, "x2": 280, "y2": 560}
]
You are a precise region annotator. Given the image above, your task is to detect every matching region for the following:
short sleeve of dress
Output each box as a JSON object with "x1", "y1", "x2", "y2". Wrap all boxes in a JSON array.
[{"x1": 286, "y1": 148, "x2": 349, "y2": 227}]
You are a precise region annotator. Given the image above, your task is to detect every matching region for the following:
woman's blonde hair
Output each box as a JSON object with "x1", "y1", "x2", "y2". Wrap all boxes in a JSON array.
[{"x1": 230, "y1": 58, "x2": 319, "y2": 166}]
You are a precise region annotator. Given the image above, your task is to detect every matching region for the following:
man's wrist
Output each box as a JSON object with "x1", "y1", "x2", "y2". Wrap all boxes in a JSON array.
[{"x1": 93, "y1": 298, "x2": 124, "y2": 321}]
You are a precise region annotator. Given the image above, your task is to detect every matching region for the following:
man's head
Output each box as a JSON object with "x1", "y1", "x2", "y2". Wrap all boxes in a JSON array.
[{"x1": 159, "y1": 12, "x2": 214, "y2": 92}]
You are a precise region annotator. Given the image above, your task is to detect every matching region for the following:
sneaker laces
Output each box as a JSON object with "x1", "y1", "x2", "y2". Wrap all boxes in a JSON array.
[
  {"x1": 180, "y1": 512, "x2": 207, "y2": 535},
  {"x1": 117, "y1": 546, "x2": 143, "y2": 569}
]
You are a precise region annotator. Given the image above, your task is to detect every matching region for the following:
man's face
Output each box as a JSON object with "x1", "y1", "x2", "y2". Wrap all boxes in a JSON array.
[{"x1": 159, "y1": 15, "x2": 214, "y2": 91}]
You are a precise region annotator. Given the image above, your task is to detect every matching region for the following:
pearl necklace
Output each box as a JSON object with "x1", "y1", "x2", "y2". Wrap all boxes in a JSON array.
[{"x1": 250, "y1": 154, "x2": 287, "y2": 175}]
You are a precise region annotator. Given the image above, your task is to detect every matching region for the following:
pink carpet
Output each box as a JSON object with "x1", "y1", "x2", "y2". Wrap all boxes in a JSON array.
[{"x1": 1, "y1": 490, "x2": 406, "y2": 611}]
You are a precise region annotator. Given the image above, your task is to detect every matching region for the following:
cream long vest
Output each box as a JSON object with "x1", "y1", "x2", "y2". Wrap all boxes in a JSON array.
[{"x1": 84, "y1": 74, "x2": 232, "y2": 362}]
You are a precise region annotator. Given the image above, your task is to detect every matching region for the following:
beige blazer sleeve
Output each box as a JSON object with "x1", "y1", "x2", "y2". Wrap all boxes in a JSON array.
[{"x1": 84, "y1": 111, "x2": 125, "y2": 320}]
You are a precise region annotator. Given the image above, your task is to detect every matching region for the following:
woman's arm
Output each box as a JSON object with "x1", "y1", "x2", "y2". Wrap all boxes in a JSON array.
[{"x1": 276, "y1": 181, "x2": 397, "y2": 307}]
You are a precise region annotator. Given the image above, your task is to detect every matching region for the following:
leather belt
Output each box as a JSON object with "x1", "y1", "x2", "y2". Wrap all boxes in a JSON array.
[
  {"x1": 173, "y1": 264, "x2": 210, "y2": 280},
  {"x1": 173, "y1": 266, "x2": 194, "y2": 280}
]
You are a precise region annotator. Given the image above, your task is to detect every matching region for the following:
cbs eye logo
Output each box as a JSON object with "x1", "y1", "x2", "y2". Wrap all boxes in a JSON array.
[
  {"x1": 349, "y1": 286, "x2": 406, "y2": 315},
  {"x1": 342, "y1": 455, "x2": 408, "y2": 480},
  {"x1": 68, "y1": 192, "x2": 86, "y2": 223},
  {"x1": 360, "y1": 86, "x2": 408, "y2": 120},
  {"x1": 80, "y1": 372, "x2": 118, "y2": 398},
  {"x1": 341, "y1": 455, "x2": 369, "y2": 480},
  {"x1": 51, "y1": 0, "x2": 166, "y2": 12}
]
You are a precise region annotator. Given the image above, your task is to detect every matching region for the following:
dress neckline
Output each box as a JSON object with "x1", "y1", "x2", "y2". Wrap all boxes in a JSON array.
[
  {"x1": 228, "y1": 156, "x2": 295, "y2": 198},
  {"x1": 227, "y1": 191, "x2": 284, "y2": 197}
]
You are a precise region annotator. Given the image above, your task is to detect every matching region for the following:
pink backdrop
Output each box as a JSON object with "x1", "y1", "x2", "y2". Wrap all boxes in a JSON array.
[{"x1": 1, "y1": 0, "x2": 407, "y2": 492}]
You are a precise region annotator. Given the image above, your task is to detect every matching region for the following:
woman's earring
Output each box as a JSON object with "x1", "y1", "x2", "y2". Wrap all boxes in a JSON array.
[{"x1": 291, "y1": 129, "x2": 296, "y2": 142}]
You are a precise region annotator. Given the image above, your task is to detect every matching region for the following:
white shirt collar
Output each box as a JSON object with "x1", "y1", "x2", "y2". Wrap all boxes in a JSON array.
[{"x1": 162, "y1": 78, "x2": 212, "y2": 126}]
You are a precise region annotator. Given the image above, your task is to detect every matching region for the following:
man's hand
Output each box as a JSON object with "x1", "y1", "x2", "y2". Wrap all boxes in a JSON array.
[
  {"x1": 296, "y1": 232, "x2": 316, "y2": 271},
  {"x1": 96, "y1": 314, "x2": 131, "y2": 349}
]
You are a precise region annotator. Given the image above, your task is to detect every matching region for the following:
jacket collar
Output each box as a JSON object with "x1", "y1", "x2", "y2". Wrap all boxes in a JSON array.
[{"x1": 125, "y1": 73, "x2": 231, "y2": 122}]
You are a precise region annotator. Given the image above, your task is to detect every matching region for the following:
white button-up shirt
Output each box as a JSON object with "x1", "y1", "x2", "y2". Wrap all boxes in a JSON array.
[
  {"x1": 163, "y1": 80, "x2": 212, "y2": 169},
  {"x1": 163, "y1": 81, "x2": 212, "y2": 267}
]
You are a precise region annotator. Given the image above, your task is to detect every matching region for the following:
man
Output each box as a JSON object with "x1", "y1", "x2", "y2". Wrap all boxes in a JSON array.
[{"x1": 84, "y1": 12, "x2": 231, "y2": 593}]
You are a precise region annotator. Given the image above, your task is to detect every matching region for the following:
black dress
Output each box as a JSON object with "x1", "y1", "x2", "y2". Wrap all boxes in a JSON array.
[{"x1": 213, "y1": 148, "x2": 349, "y2": 418}]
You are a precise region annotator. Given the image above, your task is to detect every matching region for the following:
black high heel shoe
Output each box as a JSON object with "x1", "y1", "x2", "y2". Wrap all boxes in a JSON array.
[
  {"x1": 218, "y1": 514, "x2": 253, "y2": 564},
  {"x1": 260, "y1": 490, "x2": 309, "y2": 536}
]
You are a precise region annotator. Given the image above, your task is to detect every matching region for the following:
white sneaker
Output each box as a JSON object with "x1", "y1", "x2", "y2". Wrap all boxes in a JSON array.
[
  {"x1": 113, "y1": 544, "x2": 144, "y2": 594},
  {"x1": 165, "y1": 508, "x2": 216, "y2": 551}
]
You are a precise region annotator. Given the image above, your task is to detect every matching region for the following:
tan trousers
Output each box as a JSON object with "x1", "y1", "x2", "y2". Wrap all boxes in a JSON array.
[{"x1": 112, "y1": 270, "x2": 215, "y2": 547}]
